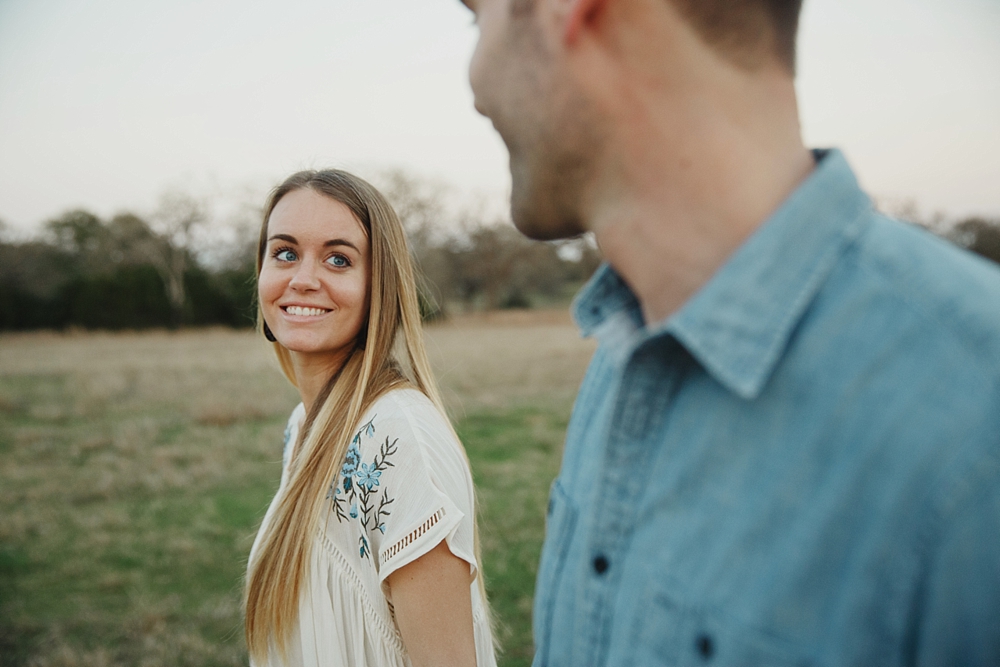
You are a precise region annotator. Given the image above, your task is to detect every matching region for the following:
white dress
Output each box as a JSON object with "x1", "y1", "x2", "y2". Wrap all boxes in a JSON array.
[{"x1": 249, "y1": 388, "x2": 497, "y2": 667}]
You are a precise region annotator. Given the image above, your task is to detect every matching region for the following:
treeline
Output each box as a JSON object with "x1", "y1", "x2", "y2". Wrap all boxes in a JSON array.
[
  {"x1": 1, "y1": 175, "x2": 997, "y2": 332},
  {"x1": 0, "y1": 202, "x2": 256, "y2": 331},
  {"x1": 0, "y1": 174, "x2": 602, "y2": 331}
]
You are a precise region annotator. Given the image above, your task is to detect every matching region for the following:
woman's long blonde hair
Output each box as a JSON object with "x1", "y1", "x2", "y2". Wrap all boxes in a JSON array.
[{"x1": 244, "y1": 170, "x2": 490, "y2": 661}]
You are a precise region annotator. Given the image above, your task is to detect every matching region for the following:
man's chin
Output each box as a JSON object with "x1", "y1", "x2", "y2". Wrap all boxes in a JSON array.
[
  {"x1": 510, "y1": 202, "x2": 584, "y2": 241},
  {"x1": 509, "y1": 159, "x2": 588, "y2": 240}
]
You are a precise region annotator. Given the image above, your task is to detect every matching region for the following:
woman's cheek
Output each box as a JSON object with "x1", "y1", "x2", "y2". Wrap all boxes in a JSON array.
[{"x1": 257, "y1": 269, "x2": 281, "y2": 308}]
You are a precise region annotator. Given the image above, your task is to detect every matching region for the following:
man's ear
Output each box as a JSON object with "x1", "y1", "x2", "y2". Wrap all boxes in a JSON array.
[{"x1": 557, "y1": 0, "x2": 608, "y2": 44}]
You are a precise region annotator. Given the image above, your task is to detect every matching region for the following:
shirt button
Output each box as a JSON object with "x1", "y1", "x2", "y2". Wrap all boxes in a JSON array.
[
  {"x1": 592, "y1": 554, "x2": 609, "y2": 574},
  {"x1": 695, "y1": 633, "x2": 714, "y2": 660}
]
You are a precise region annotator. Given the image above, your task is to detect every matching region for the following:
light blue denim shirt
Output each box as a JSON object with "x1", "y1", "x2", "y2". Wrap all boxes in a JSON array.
[{"x1": 533, "y1": 150, "x2": 1000, "y2": 667}]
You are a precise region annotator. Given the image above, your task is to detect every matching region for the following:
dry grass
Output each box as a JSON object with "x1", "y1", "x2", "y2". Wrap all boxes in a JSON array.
[
  {"x1": 0, "y1": 311, "x2": 595, "y2": 666},
  {"x1": 427, "y1": 309, "x2": 594, "y2": 412}
]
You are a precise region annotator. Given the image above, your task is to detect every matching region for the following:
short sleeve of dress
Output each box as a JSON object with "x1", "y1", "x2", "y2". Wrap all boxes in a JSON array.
[{"x1": 340, "y1": 389, "x2": 477, "y2": 592}]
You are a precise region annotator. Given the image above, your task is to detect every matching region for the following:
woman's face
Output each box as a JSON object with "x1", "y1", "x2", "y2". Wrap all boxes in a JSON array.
[{"x1": 258, "y1": 188, "x2": 371, "y2": 367}]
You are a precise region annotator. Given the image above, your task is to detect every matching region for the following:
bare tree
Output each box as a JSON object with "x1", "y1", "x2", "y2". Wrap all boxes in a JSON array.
[
  {"x1": 376, "y1": 170, "x2": 454, "y2": 317},
  {"x1": 149, "y1": 191, "x2": 208, "y2": 327},
  {"x1": 376, "y1": 168, "x2": 602, "y2": 314}
]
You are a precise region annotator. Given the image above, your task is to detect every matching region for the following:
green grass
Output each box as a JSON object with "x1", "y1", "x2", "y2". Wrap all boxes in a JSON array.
[
  {"x1": 0, "y1": 365, "x2": 295, "y2": 666},
  {"x1": 461, "y1": 409, "x2": 567, "y2": 667},
  {"x1": 0, "y1": 373, "x2": 567, "y2": 666}
]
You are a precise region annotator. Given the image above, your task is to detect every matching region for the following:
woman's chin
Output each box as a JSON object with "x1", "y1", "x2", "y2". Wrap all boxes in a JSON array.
[{"x1": 277, "y1": 334, "x2": 354, "y2": 359}]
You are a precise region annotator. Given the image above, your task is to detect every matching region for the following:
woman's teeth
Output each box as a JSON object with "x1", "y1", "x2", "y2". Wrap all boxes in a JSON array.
[{"x1": 285, "y1": 306, "x2": 328, "y2": 317}]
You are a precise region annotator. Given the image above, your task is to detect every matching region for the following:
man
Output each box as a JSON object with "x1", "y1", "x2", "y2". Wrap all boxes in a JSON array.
[{"x1": 459, "y1": 0, "x2": 1000, "y2": 665}]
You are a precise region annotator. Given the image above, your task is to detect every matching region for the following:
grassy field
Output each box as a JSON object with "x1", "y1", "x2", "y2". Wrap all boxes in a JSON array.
[{"x1": 0, "y1": 311, "x2": 595, "y2": 667}]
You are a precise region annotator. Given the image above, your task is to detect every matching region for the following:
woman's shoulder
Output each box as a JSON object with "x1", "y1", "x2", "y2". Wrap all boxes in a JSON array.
[
  {"x1": 355, "y1": 388, "x2": 465, "y2": 474},
  {"x1": 338, "y1": 388, "x2": 470, "y2": 506},
  {"x1": 368, "y1": 386, "x2": 435, "y2": 413},
  {"x1": 364, "y1": 387, "x2": 449, "y2": 436}
]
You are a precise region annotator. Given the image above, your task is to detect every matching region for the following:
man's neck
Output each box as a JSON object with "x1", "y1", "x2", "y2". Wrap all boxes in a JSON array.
[{"x1": 586, "y1": 61, "x2": 814, "y2": 325}]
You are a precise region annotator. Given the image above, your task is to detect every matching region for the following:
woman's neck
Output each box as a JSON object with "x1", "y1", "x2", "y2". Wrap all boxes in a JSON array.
[{"x1": 290, "y1": 348, "x2": 354, "y2": 412}]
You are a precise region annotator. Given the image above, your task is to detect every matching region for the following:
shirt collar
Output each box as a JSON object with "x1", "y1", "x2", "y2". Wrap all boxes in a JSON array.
[{"x1": 573, "y1": 149, "x2": 872, "y2": 399}]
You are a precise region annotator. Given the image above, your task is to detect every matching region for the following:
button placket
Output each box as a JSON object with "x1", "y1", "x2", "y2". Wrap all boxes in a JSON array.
[{"x1": 576, "y1": 339, "x2": 685, "y2": 667}]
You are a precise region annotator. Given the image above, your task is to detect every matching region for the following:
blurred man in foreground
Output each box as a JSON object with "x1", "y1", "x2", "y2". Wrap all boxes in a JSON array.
[{"x1": 459, "y1": 0, "x2": 1000, "y2": 664}]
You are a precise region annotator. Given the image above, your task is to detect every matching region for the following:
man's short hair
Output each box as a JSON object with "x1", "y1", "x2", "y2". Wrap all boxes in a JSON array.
[{"x1": 669, "y1": 0, "x2": 804, "y2": 73}]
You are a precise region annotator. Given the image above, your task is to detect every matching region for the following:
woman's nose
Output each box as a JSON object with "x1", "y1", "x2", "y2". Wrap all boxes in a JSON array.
[{"x1": 288, "y1": 260, "x2": 320, "y2": 290}]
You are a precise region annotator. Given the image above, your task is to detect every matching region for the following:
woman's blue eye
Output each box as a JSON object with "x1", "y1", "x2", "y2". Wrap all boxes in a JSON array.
[
  {"x1": 327, "y1": 254, "x2": 350, "y2": 268},
  {"x1": 274, "y1": 249, "x2": 297, "y2": 262}
]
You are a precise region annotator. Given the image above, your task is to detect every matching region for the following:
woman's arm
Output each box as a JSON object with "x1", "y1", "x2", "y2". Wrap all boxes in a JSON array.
[{"x1": 387, "y1": 539, "x2": 478, "y2": 667}]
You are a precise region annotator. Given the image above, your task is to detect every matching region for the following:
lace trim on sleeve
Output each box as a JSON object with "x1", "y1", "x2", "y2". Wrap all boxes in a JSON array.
[{"x1": 379, "y1": 507, "x2": 446, "y2": 567}]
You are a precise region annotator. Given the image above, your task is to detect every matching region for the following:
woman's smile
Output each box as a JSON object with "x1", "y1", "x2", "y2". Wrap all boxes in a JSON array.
[{"x1": 281, "y1": 304, "x2": 333, "y2": 318}]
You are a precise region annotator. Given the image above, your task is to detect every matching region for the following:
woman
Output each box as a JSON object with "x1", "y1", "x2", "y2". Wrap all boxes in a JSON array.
[{"x1": 245, "y1": 169, "x2": 496, "y2": 667}]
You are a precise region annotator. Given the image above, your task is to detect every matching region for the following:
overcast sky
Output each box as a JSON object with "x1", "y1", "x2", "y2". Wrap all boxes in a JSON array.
[{"x1": 1, "y1": 0, "x2": 998, "y2": 235}]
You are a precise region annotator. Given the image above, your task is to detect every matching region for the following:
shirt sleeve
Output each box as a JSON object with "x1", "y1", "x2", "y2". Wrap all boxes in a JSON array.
[{"x1": 350, "y1": 390, "x2": 478, "y2": 592}]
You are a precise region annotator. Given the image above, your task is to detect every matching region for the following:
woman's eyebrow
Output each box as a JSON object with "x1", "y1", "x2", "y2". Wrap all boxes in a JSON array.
[
  {"x1": 267, "y1": 235, "x2": 359, "y2": 253},
  {"x1": 324, "y1": 239, "x2": 361, "y2": 253}
]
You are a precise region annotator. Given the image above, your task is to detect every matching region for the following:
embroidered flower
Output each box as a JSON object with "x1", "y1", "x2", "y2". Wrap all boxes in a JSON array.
[
  {"x1": 356, "y1": 462, "x2": 381, "y2": 491},
  {"x1": 349, "y1": 502, "x2": 358, "y2": 519},
  {"x1": 340, "y1": 440, "x2": 361, "y2": 492},
  {"x1": 365, "y1": 422, "x2": 376, "y2": 439},
  {"x1": 342, "y1": 441, "x2": 361, "y2": 476}
]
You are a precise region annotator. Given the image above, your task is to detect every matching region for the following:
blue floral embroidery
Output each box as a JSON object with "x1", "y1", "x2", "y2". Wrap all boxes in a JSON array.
[
  {"x1": 341, "y1": 439, "x2": 361, "y2": 493},
  {"x1": 330, "y1": 415, "x2": 397, "y2": 561},
  {"x1": 356, "y1": 463, "x2": 381, "y2": 491}
]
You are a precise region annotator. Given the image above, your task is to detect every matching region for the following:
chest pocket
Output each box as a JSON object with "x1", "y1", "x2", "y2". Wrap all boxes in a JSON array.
[
  {"x1": 532, "y1": 478, "x2": 578, "y2": 667},
  {"x1": 633, "y1": 588, "x2": 817, "y2": 667}
]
